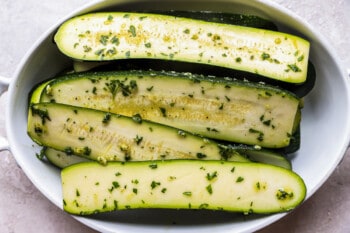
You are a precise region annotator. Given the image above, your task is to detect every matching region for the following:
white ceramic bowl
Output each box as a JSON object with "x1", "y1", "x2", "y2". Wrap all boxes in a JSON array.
[{"x1": 1, "y1": 0, "x2": 349, "y2": 232}]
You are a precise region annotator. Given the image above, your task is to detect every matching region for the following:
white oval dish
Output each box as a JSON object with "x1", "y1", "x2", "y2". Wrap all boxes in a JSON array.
[{"x1": 1, "y1": 0, "x2": 350, "y2": 232}]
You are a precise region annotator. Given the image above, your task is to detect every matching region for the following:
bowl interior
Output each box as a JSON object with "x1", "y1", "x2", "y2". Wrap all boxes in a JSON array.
[{"x1": 7, "y1": 0, "x2": 350, "y2": 232}]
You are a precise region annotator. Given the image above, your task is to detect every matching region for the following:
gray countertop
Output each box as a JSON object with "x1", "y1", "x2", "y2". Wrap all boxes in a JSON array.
[{"x1": 0, "y1": 0, "x2": 349, "y2": 232}]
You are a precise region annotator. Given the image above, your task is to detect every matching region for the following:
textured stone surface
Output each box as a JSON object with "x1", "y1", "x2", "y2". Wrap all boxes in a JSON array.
[{"x1": 0, "y1": 0, "x2": 349, "y2": 232}]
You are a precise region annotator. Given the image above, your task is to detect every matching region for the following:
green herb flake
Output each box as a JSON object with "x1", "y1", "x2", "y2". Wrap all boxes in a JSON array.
[
  {"x1": 183, "y1": 191, "x2": 192, "y2": 197},
  {"x1": 249, "y1": 128, "x2": 264, "y2": 142},
  {"x1": 144, "y1": 42, "x2": 152, "y2": 48},
  {"x1": 134, "y1": 135, "x2": 143, "y2": 145},
  {"x1": 231, "y1": 167, "x2": 235, "y2": 173},
  {"x1": 76, "y1": 189, "x2": 80, "y2": 197},
  {"x1": 212, "y1": 34, "x2": 221, "y2": 41},
  {"x1": 263, "y1": 119, "x2": 271, "y2": 126},
  {"x1": 297, "y1": 55, "x2": 304, "y2": 62},
  {"x1": 149, "y1": 163, "x2": 158, "y2": 169},
  {"x1": 111, "y1": 36, "x2": 120, "y2": 45},
  {"x1": 206, "y1": 184, "x2": 213, "y2": 194},
  {"x1": 206, "y1": 127, "x2": 219, "y2": 133},
  {"x1": 91, "y1": 86, "x2": 97, "y2": 94},
  {"x1": 35, "y1": 147, "x2": 46, "y2": 160},
  {"x1": 151, "y1": 181, "x2": 161, "y2": 189},
  {"x1": 206, "y1": 171, "x2": 218, "y2": 181},
  {"x1": 128, "y1": 25, "x2": 137, "y2": 37},
  {"x1": 132, "y1": 188, "x2": 138, "y2": 194},
  {"x1": 256, "y1": 182, "x2": 261, "y2": 190},
  {"x1": 159, "y1": 107, "x2": 167, "y2": 117},
  {"x1": 34, "y1": 126, "x2": 43, "y2": 135},
  {"x1": 95, "y1": 48, "x2": 105, "y2": 56},
  {"x1": 261, "y1": 52, "x2": 270, "y2": 60},
  {"x1": 196, "y1": 153, "x2": 207, "y2": 159},
  {"x1": 236, "y1": 176, "x2": 244, "y2": 183},
  {"x1": 102, "y1": 112, "x2": 112, "y2": 124},
  {"x1": 276, "y1": 188, "x2": 294, "y2": 200},
  {"x1": 183, "y1": 28, "x2": 190, "y2": 34},
  {"x1": 287, "y1": 64, "x2": 302, "y2": 72},
  {"x1": 100, "y1": 35, "x2": 109, "y2": 45},
  {"x1": 112, "y1": 181, "x2": 120, "y2": 189}
]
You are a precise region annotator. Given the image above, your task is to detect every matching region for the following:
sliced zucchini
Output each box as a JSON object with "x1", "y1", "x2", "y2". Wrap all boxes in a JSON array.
[
  {"x1": 61, "y1": 160, "x2": 306, "y2": 215},
  {"x1": 43, "y1": 147, "x2": 90, "y2": 169},
  {"x1": 227, "y1": 144, "x2": 292, "y2": 170},
  {"x1": 38, "y1": 70, "x2": 300, "y2": 148},
  {"x1": 71, "y1": 11, "x2": 279, "y2": 73},
  {"x1": 72, "y1": 59, "x2": 316, "y2": 98},
  {"x1": 54, "y1": 12, "x2": 310, "y2": 83},
  {"x1": 27, "y1": 103, "x2": 250, "y2": 164}
]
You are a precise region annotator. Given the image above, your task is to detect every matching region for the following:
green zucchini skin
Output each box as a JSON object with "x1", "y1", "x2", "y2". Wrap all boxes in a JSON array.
[
  {"x1": 54, "y1": 12, "x2": 310, "y2": 83},
  {"x1": 61, "y1": 160, "x2": 306, "y2": 215},
  {"x1": 27, "y1": 103, "x2": 250, "y2": 164},
  {"x1": 150, "y1": 11, "x2": 278, "y2": 30},
  {"x1": 38, "y1": 70, "x2": 300, "y2": 148}
]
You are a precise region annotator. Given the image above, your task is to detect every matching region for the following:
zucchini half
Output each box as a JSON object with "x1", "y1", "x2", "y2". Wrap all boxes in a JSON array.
[
  {"x1": 54, "y1": 12, "x2": 310, "y2": 83},
  {"x1": 27, "y1": 103, "x2": 250, "y2": 164},
  {"x1": 61, "y1": 160, "x2": 306, "y2": 215},
  {"x1": 37, "y1": 70, "x2": 300, "y2": 148}
]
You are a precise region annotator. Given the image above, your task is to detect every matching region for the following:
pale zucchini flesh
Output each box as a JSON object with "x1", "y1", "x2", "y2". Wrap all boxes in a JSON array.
[
  {"x1": 27, "y1": 103, "x2": 249, "y2": 164},
  {"x1": 54, "y1": 12, "x2": 310, "y2": 83},
  {"x1": 61, "y1": 160, "x2": 306, "y2": 215},
  {"x1": 44, "y1": 147, "x2": 90, "y2": 169},
  {"x1": 39, "y1": 70, "x2": 300, "y2": 148}
]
